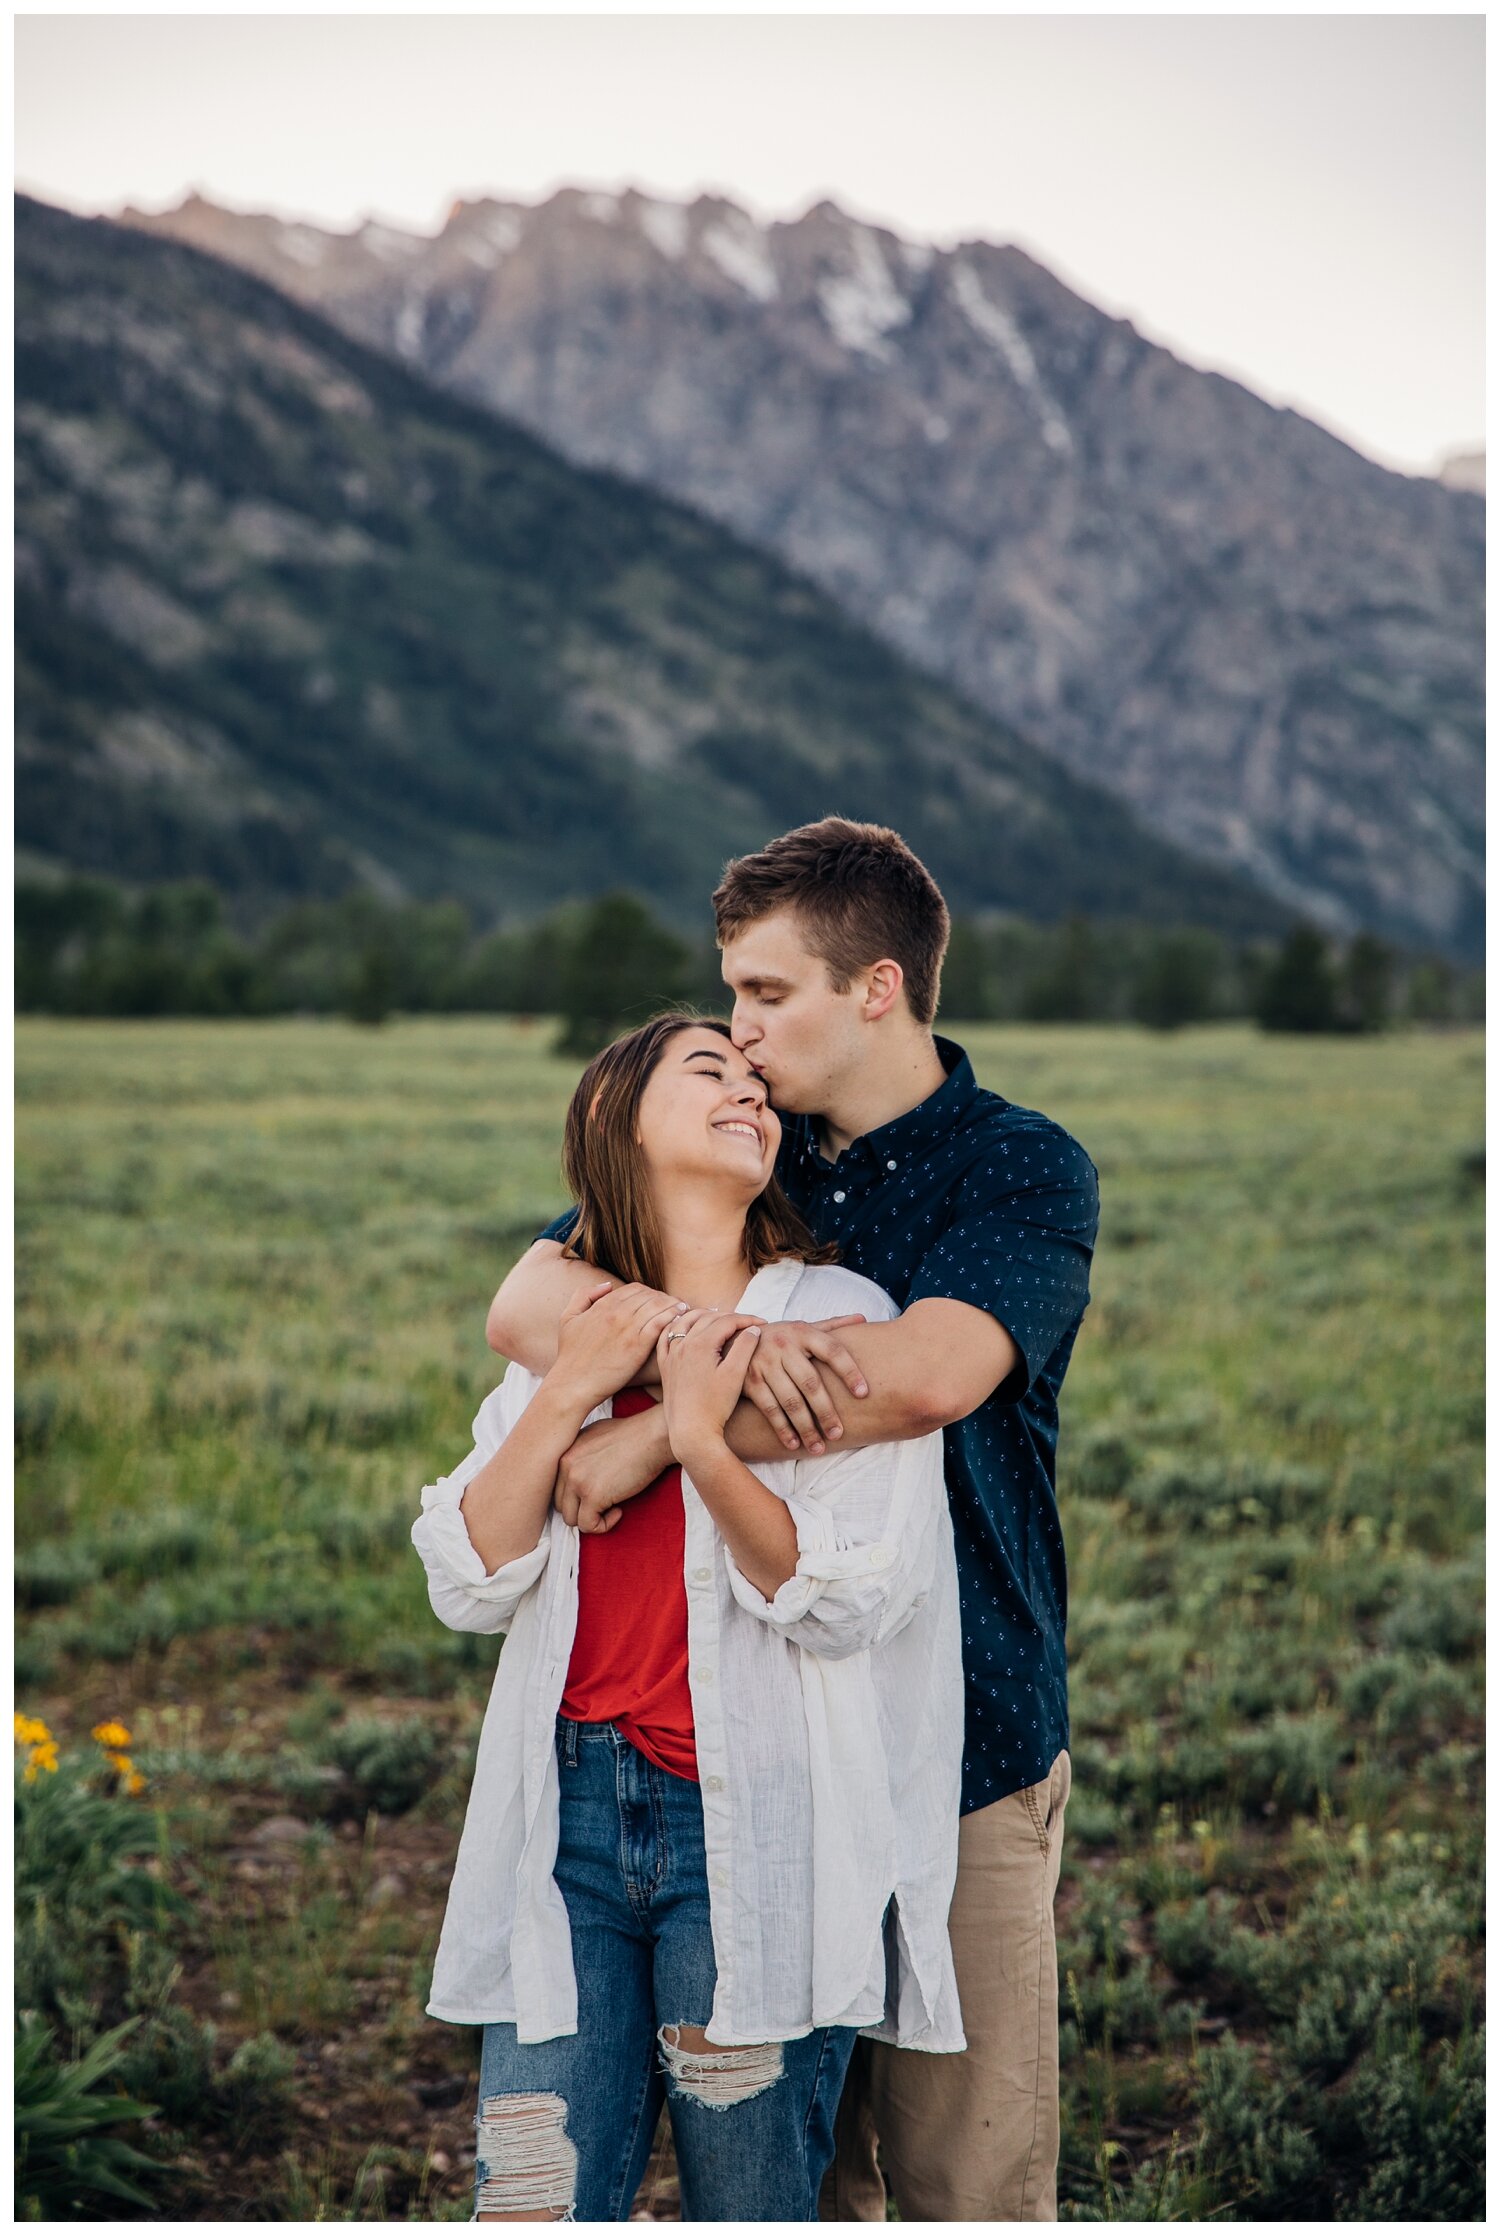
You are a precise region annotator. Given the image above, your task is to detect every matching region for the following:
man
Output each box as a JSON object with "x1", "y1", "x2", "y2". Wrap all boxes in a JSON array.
[{"x1": 487, "y1": 818, "x2": 1099, "y2": 2221}]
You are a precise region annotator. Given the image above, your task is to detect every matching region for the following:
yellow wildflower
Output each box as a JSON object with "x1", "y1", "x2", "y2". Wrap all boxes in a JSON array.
[
  {"x1": 23, "y1": 1741, "x2": 59, "y2": 1781},
  {"x1": 102, "y1": 1747, "x2": 147, "y2": 1794},
  {"x1": 92, "y1": 1719, "x2": 133, "y2": 1750},
  {"x1": 14, "y1": 1714, "x2": 51, "y2": 1749}
]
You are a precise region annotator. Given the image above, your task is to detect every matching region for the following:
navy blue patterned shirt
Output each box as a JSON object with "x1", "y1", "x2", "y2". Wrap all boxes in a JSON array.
[
  {"x1": 772, "y1": 1036, "x2": 1098, "y2": 1812},
  {"x1": 537, "y1": 1035, "x2": 1098, "y2": 1814}
]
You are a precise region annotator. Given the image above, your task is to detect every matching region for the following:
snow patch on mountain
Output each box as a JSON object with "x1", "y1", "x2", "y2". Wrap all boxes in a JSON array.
[
  {"x1": 277, "y1": 223, "x2": 329, "y2": 268},
  {"x1": 456, "y1": 207, "x2": 524, "y2": 266},
  {"x1": 701, "y1": 211, "x2": 778, "y2": 302},
  {"x1": 817, "y1": 226, "x2": 912, "y2": 360},
  {"x1": 360, "y1": 221, "x2": 423, "y2": 263},
  {"x1": 638, "y1": 198, "x2": 691, "y2": 262},
  {"x1": 394, "y1": 294, "x2": 427, "y2": 358},
  {"x1": 951, "y1": 261, "x2": 1073, "y2": 455}
]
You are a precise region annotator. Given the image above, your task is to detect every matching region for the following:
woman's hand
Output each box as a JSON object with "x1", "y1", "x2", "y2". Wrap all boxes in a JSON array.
[
  {"x1": 656, "y1": 1308, "x2": 765, "y2": 1468},
  {"x1": 545, "y1": 1281, "x2": 687, "y2": 1416}
]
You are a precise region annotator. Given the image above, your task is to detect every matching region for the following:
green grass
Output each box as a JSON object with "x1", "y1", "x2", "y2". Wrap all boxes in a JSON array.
[{"x1": 15, "y1": 1016, "x2": 1484, "y2": 2219}]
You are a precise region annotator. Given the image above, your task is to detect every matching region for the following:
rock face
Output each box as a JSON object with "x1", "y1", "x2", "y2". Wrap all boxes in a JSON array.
[
  {"x1": 118, "y1": 185, "x2": 1486, "y2": 961},
  {"x1": 1439, "y1": 449, "x2": 1485, "y2": 495},
  {"x1": 17, "y1": 192, "x2": 1285, "y2": 938}
]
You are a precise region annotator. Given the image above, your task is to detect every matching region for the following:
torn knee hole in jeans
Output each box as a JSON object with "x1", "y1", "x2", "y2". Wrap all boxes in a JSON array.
[
  {"x1": 473, "y1": 2092, "x2": 577, "y2": 2219},
  {"x1": 657, "y1": 2024, "x2": 784, "y2": 2108}
]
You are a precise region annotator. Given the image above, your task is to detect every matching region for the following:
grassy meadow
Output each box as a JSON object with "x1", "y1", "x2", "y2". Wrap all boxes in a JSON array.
[{"x1": 15, "y1": 1016, "x2": 1485, "y2": 2220}]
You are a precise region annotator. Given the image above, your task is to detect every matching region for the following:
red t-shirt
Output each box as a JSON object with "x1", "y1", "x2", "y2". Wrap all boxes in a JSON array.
[{"x1": 559, "y1": 1386, "x2": 698, "y2": 1782}]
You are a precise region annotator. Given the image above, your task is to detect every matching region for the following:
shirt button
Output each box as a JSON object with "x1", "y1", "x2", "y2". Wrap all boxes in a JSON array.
[
  {"x1": 695, "y1": 1667, "x2": 714, "y2": 1683},
  {"x1": 705, "y1": 1774, "x2": 725, "y2": 1792},
  {"x1": 711, "y1": 1868, "x2": 729, "y2": 1888},
  {"x1": 833, "y1": 1190, "x2": 846, "y2": 1203},
  {"x1": 693, "y1": 1567, "x2": 712, "y2": 1583},
  {"x1": 887, "y1": 1158, "x2": 898, "y2": 1171}
]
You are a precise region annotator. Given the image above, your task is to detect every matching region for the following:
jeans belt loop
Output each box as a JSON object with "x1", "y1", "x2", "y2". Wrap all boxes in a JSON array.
[{"x1": 560, "y1": 1716, "x2": 579, "y2": 1768}]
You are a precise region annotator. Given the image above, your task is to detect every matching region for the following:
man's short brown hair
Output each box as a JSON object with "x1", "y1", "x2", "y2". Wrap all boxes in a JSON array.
[{"x1": 712, "y1": 818, "x2": 951, "y2": 1026}]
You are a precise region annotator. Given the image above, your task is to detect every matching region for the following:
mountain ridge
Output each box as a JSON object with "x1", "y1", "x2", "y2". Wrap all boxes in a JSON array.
[
  {"x1": 118, "y1": 180, "x2": 1484, "y2": 961},
  {"x1": 16, "y1": 191, "x2": 1289, "y2": 945}
]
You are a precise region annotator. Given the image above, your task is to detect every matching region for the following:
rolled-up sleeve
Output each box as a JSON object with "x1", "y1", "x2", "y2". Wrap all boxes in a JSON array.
[
  {"x1": 722, "y1": 1428, "x2": 946, "y2": 1660},
  {"x1": 906, "y1": 1125, "x2": 1099, "y2": 1399},
  {"x1": 411, "y1": 1364, "x2": 552, "y2": 1634}
]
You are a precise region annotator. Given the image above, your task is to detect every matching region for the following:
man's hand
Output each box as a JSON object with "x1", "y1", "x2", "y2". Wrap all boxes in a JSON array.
[
  {"x1": 741, "y1": 1316, "x2": 871, "y2": 1455},
  {"x1": 553, "y1": 1405, "x2": 674, "y2": 1536}
]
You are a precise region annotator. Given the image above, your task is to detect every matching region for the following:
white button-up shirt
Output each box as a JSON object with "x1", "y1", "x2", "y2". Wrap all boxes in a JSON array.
[{"x1": 411, "y1": 1257, "x2": 965, "y2": 2052}]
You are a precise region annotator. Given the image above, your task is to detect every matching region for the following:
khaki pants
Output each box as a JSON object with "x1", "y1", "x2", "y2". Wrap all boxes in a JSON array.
[{"x1": 819, "y1": 1748, "x2": 1071, "y2": 2223}]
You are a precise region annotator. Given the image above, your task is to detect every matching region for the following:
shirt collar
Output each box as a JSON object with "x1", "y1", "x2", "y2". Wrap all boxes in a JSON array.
[
  {"x1": 782, "y1": 1035, "x2": 984, "y2": 1173},
  {"x1": 735, "y1": 1257, "x2": 808, "y2": 1321}
]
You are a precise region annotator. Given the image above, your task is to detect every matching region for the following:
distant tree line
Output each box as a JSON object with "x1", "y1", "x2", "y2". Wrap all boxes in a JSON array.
[{"x1": 16, "y1": 876, "x2": 1483, "y2": 1054}]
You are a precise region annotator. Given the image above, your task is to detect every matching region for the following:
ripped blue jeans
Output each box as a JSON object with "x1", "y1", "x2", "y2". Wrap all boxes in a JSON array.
[{"x1": 472, "y1": 1717, "x2": 858, "y2": 2221}]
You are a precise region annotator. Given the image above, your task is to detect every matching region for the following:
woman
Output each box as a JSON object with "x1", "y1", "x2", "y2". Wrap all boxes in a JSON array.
[{"x1": 411, "y1": 1014, "x2": 964, "y2": 2222}]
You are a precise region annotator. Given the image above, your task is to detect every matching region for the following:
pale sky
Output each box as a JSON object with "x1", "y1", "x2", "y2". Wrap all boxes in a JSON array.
[{"x1": 14, "y1": 11, "x2": 1485, "y2": 475}]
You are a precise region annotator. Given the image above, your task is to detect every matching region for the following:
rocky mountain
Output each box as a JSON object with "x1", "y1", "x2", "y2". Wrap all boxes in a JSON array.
[
  {"x1": 15, "y1": 192, "x2": 1287, "y2": 942},
  {"x1": 1438, "y1": 448, "x2": 1485, "y2": 496},
  {"x1": 120, "y1": 184, "x2": 1485, "y2": 962}
]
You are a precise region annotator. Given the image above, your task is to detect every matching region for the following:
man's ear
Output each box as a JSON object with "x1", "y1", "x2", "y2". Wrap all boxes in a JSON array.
[{"x1": 863, "y1": 958, "x2": 906, "y2": 1023}]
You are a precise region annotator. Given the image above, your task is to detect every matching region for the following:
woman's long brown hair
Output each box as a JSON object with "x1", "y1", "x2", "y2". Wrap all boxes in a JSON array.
[{"x1": 560, "y1": 1014, "x2": 839, "y2": 1291}]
